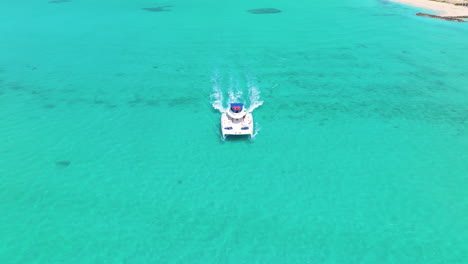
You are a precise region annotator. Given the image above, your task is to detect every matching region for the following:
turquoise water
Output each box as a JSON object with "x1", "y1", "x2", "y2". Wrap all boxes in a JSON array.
[{"x1": 1, "y1": 0, "x2": 468, "y2": 262}]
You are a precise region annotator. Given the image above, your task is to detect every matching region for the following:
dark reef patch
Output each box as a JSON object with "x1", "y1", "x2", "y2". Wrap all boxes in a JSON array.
[
  {"x1": 247, "y1": 8, "x2": 281, "y2": 14},
  {"x1": 142, "y1": 6, "x2": 172, "y2": 12},
  {"x1": 56, "y1": 161, "x2": 71, "y2": 167}
]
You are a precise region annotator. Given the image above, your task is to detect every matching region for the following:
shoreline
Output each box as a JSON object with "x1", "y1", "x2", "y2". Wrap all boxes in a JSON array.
[{"x1": 389, "y1": 0, "x2": 468, "y2": 16}]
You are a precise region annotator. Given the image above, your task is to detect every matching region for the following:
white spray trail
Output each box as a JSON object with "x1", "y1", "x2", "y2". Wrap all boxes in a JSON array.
[
  {"x1": 210, "y1": 72, "x2": 226, "y2": 113},
  {"x1": 247, "y1": 86, "x2": 263, "y2": 113},
  {"x1": 228, "y1": 90, "x2": 243, "y2": 104},
  {"x1": 227, "y1": 74, "x2": 243, "y2": 104},
  {"x1": 250, "y1": 122, "x2": 261, "y2": 140}
]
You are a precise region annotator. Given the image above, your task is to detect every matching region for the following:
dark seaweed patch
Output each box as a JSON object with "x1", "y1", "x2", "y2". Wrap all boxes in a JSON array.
[
  {"x1": 247, "y1": 8, "x2": 281, "y2": 14},
  {"x1": 128, "y1": 99, "x2": 142, "y2": 106},
  {"x1": 146, "y1": 100, "x2": 159, "y2": 106},
  {"x1": 167, "y1": 97, "x2": 199, "y2": 107},
  {"x1": 127, "y1": 94, "x2": 143, "y2": 106},
  {"x1": 56, "y1": 161, "x2": 71, "y2": 167},
  {"x1": 93, "y1": 99, "x2": 106, "y2": 105},
  {"x1": 44, "y1": 104, "x2": 56, "y2": 109},
  {"x1": 142, "y1": 6, "x2": 172, "y2": 12},
  {"x1": 10, "y1": 85, "x2": 23, "y2": 90}
]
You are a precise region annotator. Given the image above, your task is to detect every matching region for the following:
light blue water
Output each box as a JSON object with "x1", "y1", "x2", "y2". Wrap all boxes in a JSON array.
[{"x1": 1, "y1": 0, "x2": 468, "y2": 263}]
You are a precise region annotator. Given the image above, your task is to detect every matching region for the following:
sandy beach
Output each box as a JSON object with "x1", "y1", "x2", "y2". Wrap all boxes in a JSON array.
[{"x1": 390, "y1": 0, "x2": 468, "y2": 16}]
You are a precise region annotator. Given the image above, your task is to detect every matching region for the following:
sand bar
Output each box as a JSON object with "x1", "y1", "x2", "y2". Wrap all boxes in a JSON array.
[{"x1": 389, "y1": 0, "x2": 468, "y2": 16}]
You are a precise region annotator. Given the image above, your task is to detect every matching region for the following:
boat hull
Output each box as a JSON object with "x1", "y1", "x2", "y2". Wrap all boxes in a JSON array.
[{"x1": 221, "y1": 112, "x2": 253, "y2": 138}]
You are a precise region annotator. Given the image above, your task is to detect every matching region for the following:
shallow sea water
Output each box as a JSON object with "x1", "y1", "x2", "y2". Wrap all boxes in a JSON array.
[{"x1": 1, "y1": 0, "x2": 467, "y2": 263}]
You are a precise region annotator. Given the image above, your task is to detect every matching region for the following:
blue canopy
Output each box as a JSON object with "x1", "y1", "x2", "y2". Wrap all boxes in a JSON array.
[{"x1": 230, "y1": 103, "x2": 244, "y2": 113}]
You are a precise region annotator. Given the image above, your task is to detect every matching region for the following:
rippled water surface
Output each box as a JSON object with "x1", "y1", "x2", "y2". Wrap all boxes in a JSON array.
[{"x1": 1, "y1": 0, "x2": 467, "y2": 263}]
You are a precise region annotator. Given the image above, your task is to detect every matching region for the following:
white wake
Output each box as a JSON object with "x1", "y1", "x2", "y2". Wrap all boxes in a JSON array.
[
  {"x1": 210, "y1": 72, "x2": 264, "y2": 140},
  {"x1": 247, "y1": 86, "x2": 263, "y2": 113},
  {"x1": 210, "y1": 72, "x2": 225, "y2": 113},
  {"x1": 210, "y1": 73, "x2": 263, "y2": 114}
]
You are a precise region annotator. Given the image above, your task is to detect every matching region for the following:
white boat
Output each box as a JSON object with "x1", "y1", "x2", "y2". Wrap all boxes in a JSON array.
[{"x1": 221, "y1": 103, "x2": 253, "y2": 138}]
